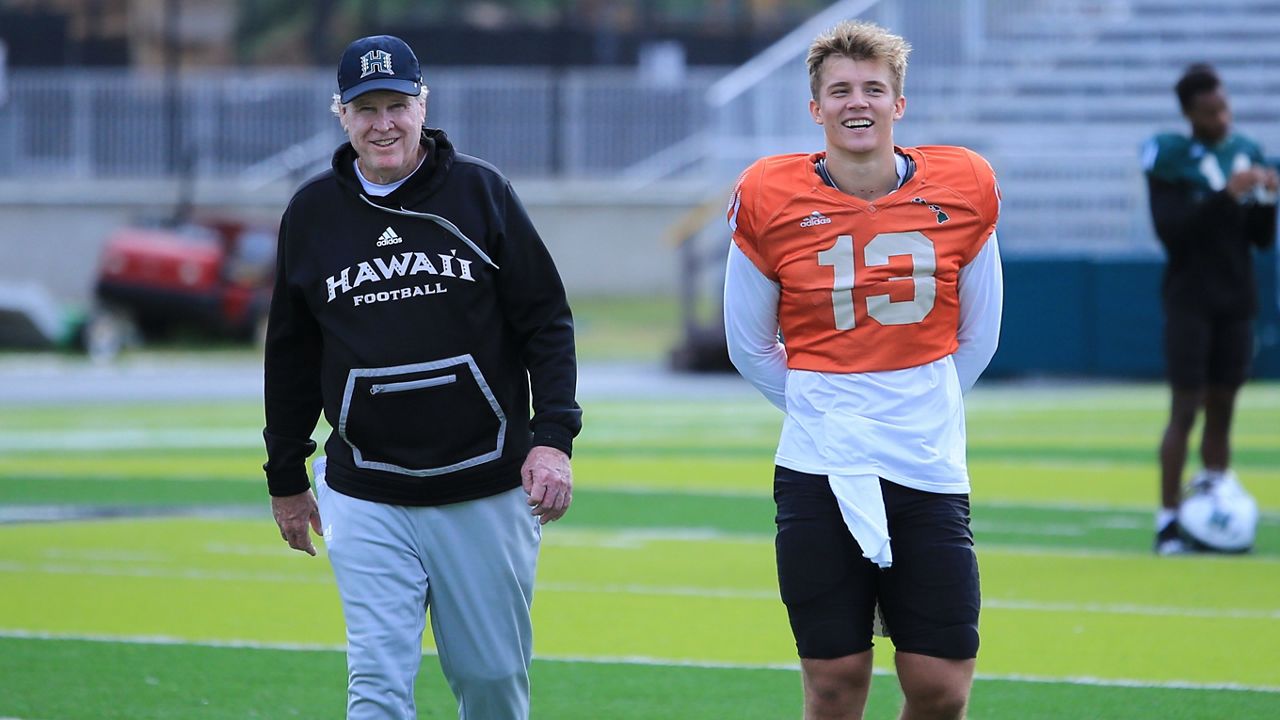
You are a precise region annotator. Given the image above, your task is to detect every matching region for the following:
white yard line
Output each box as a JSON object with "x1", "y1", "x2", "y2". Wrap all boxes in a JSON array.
[
  {"x1": 1, "y1": 629, "x2": 1276, "y2": 694},
  {"x1": 985, "y1": 543, "x2": 1280, "y2": 563},
  {"x1": 0, "y1": 628, "x2": 346, "y2": 653},
  {"x1": 540, "y1": 583, "x2": 1280, "y2": 620},
  {"x1": 981, "y1": 598, "x2": 1280, "y2": 620},
  {"x1": 3, "y1": 558, "x2": 1276, "y2": 621},
  {"x1": 0, "y1": 428, "x2": 267, "y2": 452},
  {"x1": 0, "y1": 560, "x2": 329, "y2": 585},
  {"x1": 551, "y1": 525, "x2": 1280, "y2": 555}
]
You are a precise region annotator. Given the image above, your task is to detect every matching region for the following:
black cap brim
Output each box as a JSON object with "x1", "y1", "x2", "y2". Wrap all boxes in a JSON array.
[{"x1": 340, "y1": 78, "x2": 422, "y2": 104}]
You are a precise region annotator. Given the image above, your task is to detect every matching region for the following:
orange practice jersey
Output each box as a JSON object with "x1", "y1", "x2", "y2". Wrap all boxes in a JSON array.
[{"x1": 728, "y1": 146, "x2": 1001, "y2": 373}]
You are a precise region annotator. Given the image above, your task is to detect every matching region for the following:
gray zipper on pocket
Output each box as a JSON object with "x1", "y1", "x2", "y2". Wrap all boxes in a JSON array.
[
  {"x1": 339, "y1": 354, "x2": 507, "y2": 477},
  {"x1": 369, "y1": 374, "x2": 457, "y2": 395}
]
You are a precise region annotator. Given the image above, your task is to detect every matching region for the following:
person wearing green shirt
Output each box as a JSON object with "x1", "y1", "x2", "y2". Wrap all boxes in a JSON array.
[{"x1": 1141, "y1": 62, "x2": 1277, "y2": 555}]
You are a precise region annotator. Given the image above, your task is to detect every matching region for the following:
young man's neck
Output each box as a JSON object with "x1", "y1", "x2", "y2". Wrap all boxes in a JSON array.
[
  {"x1": 824, "y1": 146, "x2": 900, "y2": 201},
  {"x1": 1191, "y1": 130, "x2": 1228, "y2": 147}
]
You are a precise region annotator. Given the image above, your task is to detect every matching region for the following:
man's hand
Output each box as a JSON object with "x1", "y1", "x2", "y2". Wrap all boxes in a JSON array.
[
  {"x1": 1227, "y1": 167, "x2": 1277, "y2": 201},
  {"x1": 1260, "y1": 166, "x2": 1280, "y2": 194},
  {"x1": 271, "y1": 490, "x2": 322, "y2": 556},
  {"x1": 521, "y1": 446, "x2": 573, "y2": 524}
]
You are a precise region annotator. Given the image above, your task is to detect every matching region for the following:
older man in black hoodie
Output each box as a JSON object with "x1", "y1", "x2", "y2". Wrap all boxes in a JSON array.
[{"x1": 262, "y1": 35, "x2": 581, "y2": 720}]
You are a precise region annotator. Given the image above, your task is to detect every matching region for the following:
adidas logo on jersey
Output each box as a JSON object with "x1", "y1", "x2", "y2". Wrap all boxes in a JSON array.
[
  {"x1": 800, "y1": 211, "x2": 832, "y2": 227},
  {"x1": 376, "y1": 227, "x2": 403, "y2": 247}
]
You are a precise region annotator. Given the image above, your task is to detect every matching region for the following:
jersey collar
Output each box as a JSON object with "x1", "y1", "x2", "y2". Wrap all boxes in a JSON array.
[{"x1": 809, "y1": 146, "x2": 922, "y2": 207}]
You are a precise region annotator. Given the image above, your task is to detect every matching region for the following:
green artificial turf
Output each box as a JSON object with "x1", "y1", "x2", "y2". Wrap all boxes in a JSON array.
[{"x1": 2, "y1": 380, "x2": 1278, "y2": 718}]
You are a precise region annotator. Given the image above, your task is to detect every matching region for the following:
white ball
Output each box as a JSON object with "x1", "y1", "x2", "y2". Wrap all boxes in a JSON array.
[{"x1": 1178, "y1": 474, "x2": 1258, "y2": 553}]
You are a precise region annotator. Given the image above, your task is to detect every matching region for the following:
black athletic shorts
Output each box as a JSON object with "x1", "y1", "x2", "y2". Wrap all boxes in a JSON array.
[
  {"x1": 773, "y1": 465, "x2": 980, "y2": 660},
  {"x1": 1164, "y1": 308, "x2": 1254, "y2": 389}
]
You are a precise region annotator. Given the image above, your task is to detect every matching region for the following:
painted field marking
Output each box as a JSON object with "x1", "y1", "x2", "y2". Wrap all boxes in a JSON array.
[
  {"x1": 989, "y1": 543, "x2": 1280, "y2": 564},
  {"x1": 3, "y1": 558, "x2": 1276, "y2": 621},
  {"x1": 0, "y1": 560, "x2": 329, "y2": 585},
  {"x1": 0, "y1": 429, "x2": 264, "y2": 452},
  {"x1": 2, "y1": 629, "x2": 1277, "y2": 695}
]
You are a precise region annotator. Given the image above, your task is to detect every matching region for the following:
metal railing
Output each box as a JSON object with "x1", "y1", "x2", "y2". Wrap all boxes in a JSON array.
[
  {"x1": 0, "y1": 66, "x2": 725, "y2": 183},
  {"x1": 2, "y1": 0, "x2": 1278, "y2": 256}
]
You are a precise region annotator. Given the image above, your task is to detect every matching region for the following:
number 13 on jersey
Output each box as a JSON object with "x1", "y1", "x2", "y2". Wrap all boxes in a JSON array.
[{"x1": 816, "y1": 231, "x2": 937, "y2": 330}]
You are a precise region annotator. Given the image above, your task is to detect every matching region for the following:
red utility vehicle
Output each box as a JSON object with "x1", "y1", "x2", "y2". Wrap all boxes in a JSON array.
[{"x1": 88, "y1": 217, "x2": 276, "y2": 356}]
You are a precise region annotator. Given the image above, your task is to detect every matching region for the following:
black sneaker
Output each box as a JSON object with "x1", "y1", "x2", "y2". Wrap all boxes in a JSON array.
[{"x1": 1155, "y1": 519, "x2": 1189, "y2": 555}]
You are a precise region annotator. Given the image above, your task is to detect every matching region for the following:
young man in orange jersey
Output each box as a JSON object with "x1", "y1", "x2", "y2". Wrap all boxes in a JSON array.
[{"x1": 724, "y1": 20, "x2": 1002, "y2": 720}]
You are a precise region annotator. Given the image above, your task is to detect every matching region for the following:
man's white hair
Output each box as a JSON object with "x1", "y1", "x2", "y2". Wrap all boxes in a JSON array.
[{"x1": 331, "y1": 86, "x2": 429, "y2": 119}]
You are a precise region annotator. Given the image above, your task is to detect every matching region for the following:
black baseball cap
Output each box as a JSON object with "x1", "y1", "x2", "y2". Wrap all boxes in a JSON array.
[{"x1": 338, "y1": 35, "x2": 423, "y2": 104}]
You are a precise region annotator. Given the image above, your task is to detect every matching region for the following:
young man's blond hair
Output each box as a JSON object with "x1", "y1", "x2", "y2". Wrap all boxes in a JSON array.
[{"x1": 806, "y1": 20, "x2": 912, "y2": 99}]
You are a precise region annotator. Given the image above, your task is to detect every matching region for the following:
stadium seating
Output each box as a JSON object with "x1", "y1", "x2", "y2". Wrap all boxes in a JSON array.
[{"x1": 925, "y1": 0, "x2": 1280, "y2": 255}]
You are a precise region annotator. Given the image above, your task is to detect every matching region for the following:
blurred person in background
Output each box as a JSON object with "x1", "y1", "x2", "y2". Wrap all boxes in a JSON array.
[
  {"x1": 1142, "y1": 62, "x2": 1277, "y2": 555},
  {"x1": 723, "y1": 20, "x2": 1002, "y2": 720},
  {"x1": 262, "y1": 34, "x2": 581, "y2": 720}
]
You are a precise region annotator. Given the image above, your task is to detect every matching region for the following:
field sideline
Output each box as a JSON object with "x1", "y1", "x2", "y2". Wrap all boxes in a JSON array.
[{"x1": 1, "y1": 362, "x2": 1278, "y2": 718}]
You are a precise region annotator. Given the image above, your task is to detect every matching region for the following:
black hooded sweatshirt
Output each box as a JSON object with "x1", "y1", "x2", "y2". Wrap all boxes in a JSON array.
[{"x1": 262, "y1": 128, "x2": 581, "y2": 506}]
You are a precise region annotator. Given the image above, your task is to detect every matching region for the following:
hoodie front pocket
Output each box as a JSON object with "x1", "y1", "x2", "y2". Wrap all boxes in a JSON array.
[{"x1": 339, "y1": 354, "x2": 507, "y2": 477}]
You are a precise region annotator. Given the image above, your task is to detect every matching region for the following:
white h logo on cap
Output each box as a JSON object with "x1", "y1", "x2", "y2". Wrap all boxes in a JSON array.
[{"x1": 360, "y1": 50, "x2": 393, "y2": 77}]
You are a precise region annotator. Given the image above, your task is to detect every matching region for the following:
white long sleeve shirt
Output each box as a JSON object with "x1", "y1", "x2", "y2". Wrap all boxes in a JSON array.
[{"x1": 723, "y1": 233, "x2": 1003, "y2": 495}]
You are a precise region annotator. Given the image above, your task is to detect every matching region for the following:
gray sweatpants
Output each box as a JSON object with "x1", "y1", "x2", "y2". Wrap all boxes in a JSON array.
[{"x1": 315, "y1": 459, "x2": 541, "y2": 720}]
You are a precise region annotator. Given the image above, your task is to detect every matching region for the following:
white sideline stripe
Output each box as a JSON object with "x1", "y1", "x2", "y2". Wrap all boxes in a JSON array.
[
  {"x1": 3, "y1": 559, "x2": 1277, "y2": 620},
  {"x1": 0, "y1": 429, "x2": 263, "y2": 452},
  {"x1": 14, "y1": 517, "x2": 1274, "y2": 561},
  {"x1": 968, "y1": 671, "x2": 1280, "y2": 694},
  {"x1": 2, "y1": 629, "x2": 1277, "y2": 694},
  {"x1": 0, "y1": 629, "x2": 344, "y2": 653},
  {"x1": 1, "y1": 429, "x2": 1276, "y2": 519},
  {"x1": 544, "y1": 654, "x2": 1280, "y2": 694},
  {"x1": 1, "y1": 476, "x2": 1275, "y2": 527},
  {"x1": 591, "y1": 490, "x2": 1280, "y2": 526},
  {"x1": 987, "y1": 543, "x2": 1280, "y2": 564},
  {"x1": 549, "y1": 527, "x2": 1280, "y2": 557},
  {"x1": 537, "y1": 584, "x2": 1280, "y2": 620},
  {"x1": 982, "y1": 598, "x2": 1280, "y2": 620},
  {"x1": 0, "y1": 560, "x2": 331, "y2": 585},
  {"x1": 977, "y1": 497, "x2": 1280, "y2": 520},
  {"x1": 588, "y1": 492, "x2": 1280, "y2": 525}
]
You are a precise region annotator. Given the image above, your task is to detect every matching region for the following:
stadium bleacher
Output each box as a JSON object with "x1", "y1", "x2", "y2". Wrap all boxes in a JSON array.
[
  {"x1": 701, "y1": 0, "x2": 1280, "y2": 255},
  {"x1": 974, "y1": 0, "x2": 1280, "y2": 254}
]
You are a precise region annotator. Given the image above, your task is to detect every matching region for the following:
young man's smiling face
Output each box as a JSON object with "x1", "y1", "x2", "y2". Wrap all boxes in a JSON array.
[
  {"x1": 340, "y1": 90, "x2": 426, "y2": 184},
  {"x1": 809, "y1": 55, "x2": 905, "y2": 159}
]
